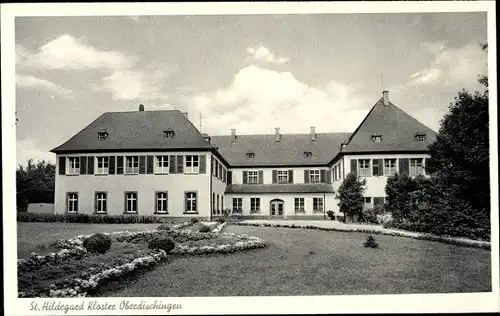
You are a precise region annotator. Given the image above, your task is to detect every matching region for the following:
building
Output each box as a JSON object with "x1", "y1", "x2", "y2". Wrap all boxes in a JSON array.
[{"x1": 51, "y1": 91, "x2": 436, "y2": 220}]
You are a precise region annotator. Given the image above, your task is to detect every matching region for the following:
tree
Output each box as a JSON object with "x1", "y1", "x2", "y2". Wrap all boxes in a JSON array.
[
  {"x1": 16, "y1": 159, "x2": 55, "y2": 212},
  {"x1": 336, "y1": 173, "x2": 366, "y2": 221}
]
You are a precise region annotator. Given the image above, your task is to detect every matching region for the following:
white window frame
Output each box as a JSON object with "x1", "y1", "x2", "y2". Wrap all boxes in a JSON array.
[
  {"x1": 96, "y1": 156, "x2": 109, "y2": 175},
  {"x1": 125, "y1": 156, "x2": 139, "y2": 174},
  {"x1": 248, "y1": 171, "x2": 259, "y2": 184},
  {"x1": 294, "y1": 198, "x2": 305, "y2": 213},
  {"x1": 156, "y1": 192, "x2": 168, "y2": 214},
  {"x1": 410, "y1": 158, "x2": 424, "y2": 177},
  {"x1": 363, "y1": 197, "x2": 372, "y2": 210},
  {"x1": 67, "y1": 157, "x2": 80, "y2": 175},
  {"x1": 309, "y1": 169, "x2": 321, "y2": 183},
  {"x1": 358, "y1": 159, "x2": 371, "y2": 177},
  {"x1": 373, "y1": 136, "x2": 382, "y2": 143},
  {"x1": 416, "y1": 135, "x2": 426, "y2": 142},
  {"x1": 125, "y1": 192, "x2": 138, "y2": 214},
  {"x1": 277, "y1": 170, "x2": 289, "y2": 184},
  {"x1": 185, "y1": 155, "x2": 199, "y2": 174},
  {"x1": 185, "y1": 192, "x2": 198, "y2": 213},
  {"x1": 232, "y1": 197, "x2": 243, "y2": 213},
  {"x1": 95, "y1": 192, "x2": 107, "y2": 213},
  {"x1": 313, "y1": 197, "x2": 324, "y2": 213},
  {"x1": 384, "y1": 159, "x2": 397, "y2": 176},
  {"x1": 155, "y1": 155, "x2": 169, "y2": 174},
  {"x1": 67, "y1": 192, "x2": 79, "y2": 213},
  {"x1": 250, "y1": 197, "x2": 260, "y2": 213}
]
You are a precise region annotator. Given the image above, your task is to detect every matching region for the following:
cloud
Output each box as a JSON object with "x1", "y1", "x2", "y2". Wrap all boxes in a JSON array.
[
  {"x1": 190, "y1": 65, "x2": 372, "y2": 136},
  {"x1": 409, "y1": 42, "x2": 487, "y2": 87},
  {"x1": 16, "y1": 138, "x2": 56, "y2": 166},
  {"x1": 16, "y1": 74, "x2": 73, "y2": 98},
  {"x1": 17, "y1": 34, "x2": 134, "y2": 70},
  {"x1": 246, "y1": 46, "x2": 290, "y2": 64}
]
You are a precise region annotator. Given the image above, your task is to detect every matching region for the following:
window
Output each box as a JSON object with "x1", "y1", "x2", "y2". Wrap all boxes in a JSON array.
[
  {"x1": 96, "y1": 157, "x2": 109, "y2": 174},
  {"x1": 294, "y1": 198, "x2": 305, "y2": 213},
  {"x1": 156, "y1": 192, "x2": 168, "y2": 213},
  {"x1": 358, "y1": 159, "x2": 371, "y2": 177},
  {"x1": 246, "y1": 152, "x2": 255, "y2": 159},
  {"x1": 155, "y1": 155, "x2": 169, "y2": 174},
  {"x1": 250, "y1": 198, "x2": 260, "y2": 213},
  {"x1": 212, "y1": 193, "x2": 216, "y2": 214},
  {"x1": 416, "y1": 134, "x2": 426, "y2": 142},
  {"x1": 95, "y1": 192, "x2": 107, "y2": 214},
  {"x1": 248, "y1": 171, "x2": 259, "y2": 184},
  {"x1": 164, "y1": 129, "x2": 175, "y2": 138},
  {"x1": 125, "y1": 192, "x2": 138, "y2": 213},
  {"x1": 309, "y1": 170, "x2": 321, "y2": 183},
  {"x1": 185, "y1": 155, "x2": 199, "y2": 174},
  {"x1": 304, "y1": 151, "x2": 312, "y2": 158},
  {"x1": 232, "y1": 197, "x2": 242, "y2": 213},
  {"x1": 97, "y1": 131, "x2": 108, "y2": 140},
  {"x1": 410, "y1": 158, "x2": 424, "y2": 176},
  {"x1": 363, "y1": 197, "x2": 372, "y2": 210},
  {"x1": 67, "y1": 157, "x2": 80, "y2": 175},
  {"x1": 372, "y1": 135, "x2": 382, "y2": 143},
  {"x1": 185, "y1": 192, "x2": 197, "y2": 213},
  {"x1": 277, "y1": 170, "x2": 289, "y2": 184},
  {"x1": 217, "y1": 194, "x2": 220, "y2": 214},
  {"x1": 67, "y1": 193, "x2": 78, "y2": 213},
  {"x1": 384, "y1": 159, "x2": 397, "y2": 176},
  {"x1": 125, "y1": 156, "x2": 139, "y2": 174},
  {"x1": 313, "y1": 197, "x2": 324, "y2": 213}
]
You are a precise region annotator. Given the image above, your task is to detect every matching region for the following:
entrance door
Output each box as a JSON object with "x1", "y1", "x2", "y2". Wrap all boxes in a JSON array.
[{"x1": 270, "y1": 199, "x2": 284, "y2": 219}]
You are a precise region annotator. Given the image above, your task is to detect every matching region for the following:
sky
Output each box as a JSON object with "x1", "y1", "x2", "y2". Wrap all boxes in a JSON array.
[{"x1": 15, "y1": 12, "x2": 488, "y2": 165}]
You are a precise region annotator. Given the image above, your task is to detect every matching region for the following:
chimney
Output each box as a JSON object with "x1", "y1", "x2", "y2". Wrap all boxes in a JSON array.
[
  {"x1": 310, "y1": 126, "x2": 316, "y2": 141},
  {"x1": 202, "y1": 133, "x2": 211, "y2": 143},
  {"x1": 231, "y1": 129, "x2": 236, "y2": 142},
  {"x1": 275, "y1": 127, "x2": 280, "y2": 142},
  {"x1": 181, "y1": 112, "x2": 188, "y2": 119},
  {"x1": 383, "y1": 90, "x2": 389, "y2": 106},
  {"x1": 139, "y1": 104, "x2": 144, "y2": 111}
]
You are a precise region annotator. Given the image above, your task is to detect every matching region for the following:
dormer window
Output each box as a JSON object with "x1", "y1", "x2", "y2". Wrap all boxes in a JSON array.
[
  {"x1": 415, "y1": 133, "x2": 426, "y2": 142},
  {"x1": 372, "y1": 133, "x2": 382, "y2": 143},
  {"x1": 97, "y1": 130, "x2": 108, "y2": 140},
  {"x1": 304, "y1": 151, "x2": 312, "y2": 158},
  {"x1": 164, "y1": 129, "x2": 175, "y2": 138},
  {"x1": 246, "y1": 152, "x2": 255, "y2": 159}
]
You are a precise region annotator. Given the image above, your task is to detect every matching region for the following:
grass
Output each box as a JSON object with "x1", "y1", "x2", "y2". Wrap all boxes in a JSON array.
[{"x1": 96, "y1": 226, "x2": 491, "y2": 296}]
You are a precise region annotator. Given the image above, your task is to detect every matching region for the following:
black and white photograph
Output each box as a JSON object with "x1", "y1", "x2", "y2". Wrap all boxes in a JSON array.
[{"x1": 2, "y1": 1, "x2": 499, "y2": 315}]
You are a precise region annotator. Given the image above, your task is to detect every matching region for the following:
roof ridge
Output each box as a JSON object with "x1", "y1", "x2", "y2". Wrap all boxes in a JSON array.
[{"x1": 211, "y1": 132, "x2": 351, "y2": 137}]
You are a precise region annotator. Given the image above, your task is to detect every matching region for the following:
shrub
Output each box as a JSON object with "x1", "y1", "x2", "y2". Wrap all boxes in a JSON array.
[
  {"x1": 326, "y1": 210, "x2": 334, "y2": 219},
  {"x1": 190, "y1": 218, "x2": 199, "y2": 224},
  {"x1": 217, "y1": 218, "x2": 226, "y2": 224},
  {"x1": 363, "y1": 235, "x2": 378, "y2": 248},
  {"x1": 157, "y1": 223, "x2": 171, "y2": 231},
  {"x1": 361, "y1": 205, "x2": 385, "y2": 224},
  {"x1": 336, "y1": 173, "x2": 366, "y2": 220},
  {"x1": 16, "y1": 212, "x2": 165, "y2": 224},
  {"x1": 335, "y1": 214, "x2": 345, "y2": 223},
  {"x1": 148, "y1": 235, "x2": 175, "y2": 253},
  {"x1": 83, "y1": 233, "x2": 112, "y2": 254},
  {"x1": 199, "y1": 225, "x2": 211, "y2": 233}
]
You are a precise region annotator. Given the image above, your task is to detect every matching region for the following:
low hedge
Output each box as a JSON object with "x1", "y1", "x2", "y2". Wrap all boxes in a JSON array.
[{"x1": 17, "y1": 212, "x2": 168, "y2": 224}]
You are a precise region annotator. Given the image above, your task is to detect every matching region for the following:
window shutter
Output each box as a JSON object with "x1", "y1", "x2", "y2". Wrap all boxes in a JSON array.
[
  {"x1": 243, "y1": 171, "x2": 248, "y2": 184},
  {"x1": 304, "y1": 170, "x2": 309, "y2": 183},
  {"x1": 372, "y1": 159, "x2": 379, "y2": 176},
  {"x1": 227, "y1": 171, "x2": 232, "y2": 184},
  {"x1": 219, "y1": 164, "x2": 222, "y2": 180},
  {"x1": 326, "y1": 170, "x2": 331, "y2": 183},
  {"x1": 424, "y1": 158, "x2": 431, "y2": 174},
  {"x1": 350, "y1": 159, "x2": 357, "y2": 176},
  {"x1": 169, "y1": 155, "x2": 176, "y2": 173},
  {"x1": 288, "y1": 170, "x2": 293, "y2": 183},
  {"x1": 378, "y1": 159, "x2": 384, "y2": 176},
  {"x1": 211, "y1": 157, "x2": 215, "y2": 176},
  {"x1": 146, "y1": 156, "x2": 154, "y2": 174},
  {"x1": 109, "y1": 156, "x2": 116, "y2": 174},
  {"x1": 184, "y1": 192, "x2": 187, "y2": 212},
  {"x1": 117, "y1": 156, "x2": 124, "y2": 174},
  {"x1": 222, "y1": 169, "x2": 226, "y2": 182},
  {"x1": 199, "y1": 155, "x2": 206, "y2": 173},
  {"x1": 139, "y1": 156, "x2": 146, "y2": 174},
  {"x1": 87, "y1": 156, "x2": 94, "y2": 175},
  {"x1": 58, "y1": 157, "x2": 66, "y2": 175},
  {"x1": 177, "y1": 155, "x2": 184, "y2": 173},
  {"x1": 399, "y1": 158, "x2": 409, "y2": 175},
  {"x1": 80, "y1": 157, "x2": 87, "y2": 175},
  {"x1": 320, "y1": 169, "x2": 326, "y2": 183},
  {"x1": 272, "y1": 170, "x2": 278, "y2": 184},
  {"x1": 374, "y1": 197, "x2": 385, "y2": 206},
  {"x1": 259, "y1": 170, "x2": 264, "y2": 184}
]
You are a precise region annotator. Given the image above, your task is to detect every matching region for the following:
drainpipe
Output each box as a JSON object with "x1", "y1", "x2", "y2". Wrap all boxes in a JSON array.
[
  {"x1": 209, "y1": 156, "x2": 213, "y2": 222},
  {"x1": 323, "y1": 192, "x2": 326, "y2": 220}
]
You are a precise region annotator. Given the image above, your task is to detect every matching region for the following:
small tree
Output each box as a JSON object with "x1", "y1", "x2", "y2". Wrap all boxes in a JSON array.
[
  {"x1": 16, "y1": 159, "x2": 55, "y2": 212},
  {"x1": 336, "y1": 173, "x2": 366, "y2": 222}
]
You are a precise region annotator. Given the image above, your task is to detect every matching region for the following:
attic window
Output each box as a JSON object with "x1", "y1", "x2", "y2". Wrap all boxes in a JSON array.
[
  {"x1": 304, "y1": 151, "x2": 312, "y2": 158},
  {"x1": 246, "y1": 152, "x2": 255, "y2": 159},
  {"x1": 415, "y1": 134, "x2": 426, "y2": 142},
  {"x1": 372, "y1": 133, "x2": 382, "y2": 143},
  {"x1": 164, "y1": 129, "x2": 175, "y2": 138},
  {"x1": 97, "y1": 130, "x2": 108, "y2": 140}
]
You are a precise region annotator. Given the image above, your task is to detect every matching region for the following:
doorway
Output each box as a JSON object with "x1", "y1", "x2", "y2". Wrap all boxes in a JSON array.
[{"x1": 270, "y1": 199, "x2": 285, "y2": 219}]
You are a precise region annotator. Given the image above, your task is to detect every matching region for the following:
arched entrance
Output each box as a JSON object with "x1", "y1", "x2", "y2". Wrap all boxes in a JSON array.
[{"x1": 269, "y1": 199, "x2": 284, "y2": 219}]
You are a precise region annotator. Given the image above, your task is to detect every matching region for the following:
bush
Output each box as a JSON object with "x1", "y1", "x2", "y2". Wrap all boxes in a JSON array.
[
  {"x1": 157, "y1": 223, "x2": 171, "y2": 231},
  {"x1": 199, "y1": 225, "x2": 211, "y2": 233},
  {"x1": 363, "y1": 235, "x2": 378, "y2": 248},
  {"x1": 190, "y1": 218, "x2": 199, "y2": 224},
  {"x1": 16, "y1": 212, "x2": 165, "y2": 224},
  {"x1": 83, "y1": 233, "x2": 112, "y2": 254},
  {"x1": 361, "y1": 205, "x2": 385, "y2": 224},
  {"x1": 148, "y1": 234, "x2": 175, "y2": 253},
  {"x1": 335, "y1": 214, "x2": 345, "y2": 223},
  {"x1": 327, "y1": 210, "x2": 335, "y2": 219},
  {"x1": 217, "y1": 218, "x2": 226, "y2": 224}
]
